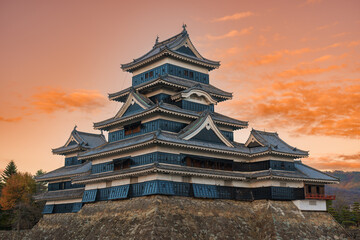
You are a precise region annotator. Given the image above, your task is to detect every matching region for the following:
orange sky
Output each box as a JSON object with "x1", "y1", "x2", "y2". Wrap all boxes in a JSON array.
[{"x1": 0, "y1": 0, "x2": 359, "y2": 174}]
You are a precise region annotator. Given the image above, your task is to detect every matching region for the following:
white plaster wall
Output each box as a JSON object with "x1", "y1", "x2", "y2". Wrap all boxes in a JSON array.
[
  {"x1": 191, "y1": 177, "x2": 216, "y2": 185},
  {"x1": 230, "y1": 181, "x2": 249, "y2": 188},
  {"x1": 247, "y1": 155, "x2": 295, "y2": 163},
  {"x1": 132, "y1": 58, "x2": 209, "y2": 75},
  {"x1": 83, "y1": 173, "x2": 305, "y2": 191},
  {"x1": 145, "y1": 89, "x2": 177, "y2": 98},
  {"x1": 85, "y1": 182, "x2": 107, "y2": 190},
  {"x1": 49, "y1": 178, "x2": 71, "y2": 184},
  {"x1": 292, "y1": 200, "x2": 327, "y2": 211},
  {"x1": 250, "y1": 180, "x2": 303, "y2": 188},
  {"x1": 46, "y1": 198, "x2": 82, "y2": 205},
  {"x1": 64, "y1": 152, "x2": 78, "y2": 158},
  {"x1": 112, "y1": 178, "x2": 131, "y2": 186}
]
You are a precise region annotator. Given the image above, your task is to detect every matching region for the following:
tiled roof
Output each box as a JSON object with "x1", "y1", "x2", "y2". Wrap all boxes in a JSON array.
[
  {"x1": 78, "y1": 129, "x2": 307, "y2": 160},
  {"x1": 93, "y1": 102, "x2": 247, "y2": 130},
  {"x1": 35, "y1": 162, "x2": 91, "y2": 181},
  {"x1": 249, "y1": 129, "x2": 308, "y2": 156},
  {"x1": 33, "y1": 188, "x2": 84, "y2": 201},
  {"x1": 178, "y1": 111, "x2": 210, "y2": 138},
  {"x1": 294, "y1": 162, "x2": 338, "y2": 181},
  {"x1": 78, "y1": 132, "x2": 156, "y2": 159},
  {"x1": 108, "y1": 75, "x2": 232, "y2": 102},
  {"x1": 130, "y1": 88, "x2": 154, "y2": 107},
  {"x1": 121, "y1": 29, "x2": 219, "y2": 72},
  {"x1": 52, "y1": 127, "x2": 106, "y2": 155},
  {"x1": 72, "y1": 162, "x2": 338, "y2": 185}
]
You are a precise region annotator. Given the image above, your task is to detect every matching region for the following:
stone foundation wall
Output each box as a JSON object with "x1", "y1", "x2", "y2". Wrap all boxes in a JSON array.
[{"x1": 0, "y1": 196, "x2": 351, "y2": 240}]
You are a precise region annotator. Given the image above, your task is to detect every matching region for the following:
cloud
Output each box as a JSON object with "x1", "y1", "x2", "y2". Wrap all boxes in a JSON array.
[
  {"x1": 332, "y1": 32, "x2": 349, "y2": 38},
  {"x1": 250, "y1": 52, "x2": 283, "y2": 66},
  {"x1": 337, "y1": 153, "x2": 360, "y2": 161},
  {"x1": 305, "y1": 152, "x2": 360, "y2": 171},
  {"x1": 248, "y1": 48, "x2": 311, "y2": 66},
  {"x1": 0, "y1": 116, "x2": 22, "y2": 122},
  {"x1": 348, "y1": 40, "x2": 360, "y2": 47},
  {"x1": 313, "y1": 55, "x2": 332, "y2": 62},
  {"x1": 31, "y1": 87, "x2": 107, "y2": 114},
  {"x1": 316, "y1": 21, "x2": 338, "y2": 31},
  {"x1": 305, "y1": 0, "x2": 322, "y2": 4},
  {"x1": 223, "y1": 78, "x2": 360, "y2": 139},
  {"x1": 213, "y1": 12, "x2": 254, "y2": 22},
  {"x1": 206, "y1": 27, "x2": 253, "y2": 40},
  {"x1": 275, "y1": 64, "x2": 345, "y2": 78}
]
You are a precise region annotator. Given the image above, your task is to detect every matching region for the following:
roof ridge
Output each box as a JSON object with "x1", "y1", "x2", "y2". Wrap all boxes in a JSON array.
[
  {"x1": 153, "y1": 30, "x2": 186, "y2": 48},
  {"x1": 252, "y1": 129, "x2": 278, "y2": 136}
]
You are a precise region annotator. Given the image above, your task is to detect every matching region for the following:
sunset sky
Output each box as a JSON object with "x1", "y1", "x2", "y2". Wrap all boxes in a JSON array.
[{"x1": 0, "y1": 0, "x2": 359, "y2": 174}]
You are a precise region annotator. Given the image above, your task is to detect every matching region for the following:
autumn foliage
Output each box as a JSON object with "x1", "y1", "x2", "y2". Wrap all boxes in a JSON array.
[{"x1": 0, "y1": 173, "x2": 36, "y2": 210}]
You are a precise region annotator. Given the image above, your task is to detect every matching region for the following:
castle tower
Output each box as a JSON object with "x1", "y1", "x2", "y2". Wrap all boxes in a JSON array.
[{"x1": 35, "y1": 26, "x2": 338, "y2": 214}]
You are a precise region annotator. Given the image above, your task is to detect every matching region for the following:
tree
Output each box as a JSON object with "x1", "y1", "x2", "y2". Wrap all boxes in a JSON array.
[
  {"x1": 0, "y1": 172, "x2": 37, "y2": 230},
  {"x1": 34, "y1": 169, "x2": 47, "y2": 194},
  {"x1": 352, "y1": 202, "x2": 360, "y2": 227},
  {"x1": 1, "y1": 160, "x2": 17, "y2": 184},
  {"x1": 0, "y1": 173, "x2": 35, "y2": 210}
]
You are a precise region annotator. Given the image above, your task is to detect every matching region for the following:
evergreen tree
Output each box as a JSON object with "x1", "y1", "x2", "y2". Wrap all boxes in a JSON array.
[
  {"x1": 341, "y1": 206, "x2": 355, "y2": 228},
  {"x1": 34, "y1": 170, "x2": 47, "y2": 194},
  {"x1": 1, "y1": 160, "x2": 17, "y2": 183},
  {"x1": 352, "y1": 202, "x2": 360, "y2": 227}
]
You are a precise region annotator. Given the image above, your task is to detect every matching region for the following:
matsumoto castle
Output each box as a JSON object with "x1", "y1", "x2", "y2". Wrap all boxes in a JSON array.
[{"x1": 35, "y1": 26, "x2": 338, "y2": 214}]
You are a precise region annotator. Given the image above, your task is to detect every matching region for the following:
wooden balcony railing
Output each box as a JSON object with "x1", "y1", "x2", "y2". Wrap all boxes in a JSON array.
[{"x1": 305, "y1": 194, "x2": 336, "y2": 200}]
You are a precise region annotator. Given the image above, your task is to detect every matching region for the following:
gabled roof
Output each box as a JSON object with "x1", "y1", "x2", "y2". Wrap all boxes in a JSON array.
[
  {"x1": 114, "y1": 89, "x2": 154, "y2": 118},
  {"x1": 121, "y1": 27, "x2": 220, "y2": 72},
  {"x1": 108, "y1": 75, "x2": 232, "y2": 102},
  {"x1": 245, "y1": 129, "x2": 308, "y2": 156},
  {"x1": 171, "y1": 84, "x2": 218, "y2": 104},
  {"x1": 178, "y1": 111, "x2": 234, "y2": 147},
  {"x1": 93, "y1": 101, "x2": 248, "y2": 130},
  {"x1": 35, "y1": 161, "x2": 92, "y2": 182},
  {"x1": 52, "y1": 127, "x2": 107, "y2": 155}
]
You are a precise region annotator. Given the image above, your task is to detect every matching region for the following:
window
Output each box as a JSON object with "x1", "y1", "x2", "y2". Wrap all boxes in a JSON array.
[
  {"x1": 281, "y1": 162, "x2": 285, "y2": 170},
  {"x1": 124, "y1": 122, "x2": 141, "y2": 136},
  {"x1": 184, "y1": 70, "x2": 188, "y2": 76},
  {"x1": 185, "y1": 156, "x2": 232, "y2": 171},
  {"x1": 114, "y1": 158, "x2": 130, "y2": 171},
  {"x1": 189, "y1": 71, "x2": 194, "y2": 79},
  {"x1": 145, "y1": 73, "x2": 149, "y2": 79},
  {"x1": 149, "y1": 71, "x2": 154, "y2": 78}
]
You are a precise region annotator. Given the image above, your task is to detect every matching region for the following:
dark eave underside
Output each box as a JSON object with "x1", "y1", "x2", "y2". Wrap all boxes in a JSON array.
[
  {"x1": 72, "y1": 162, "x2": 337, "y2": 185},
  {"x1": 108, "y1": 76, "x2": 232, "y2": 102},
  {"x1": 93, "y1": 103, "x2": 247, "y2": 130},
  {"x1": 121, "y1": 49, "x2": 220, "y2": 72}
]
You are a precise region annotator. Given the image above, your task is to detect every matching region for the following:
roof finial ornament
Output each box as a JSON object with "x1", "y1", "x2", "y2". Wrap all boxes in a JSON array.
[
  {"x1": 74, "y1": 125, "x2": 77, "y2": 131},
  {"x1": 182, "y1": 23, "x2": 187, "y2": 32},
  {"x1": 155, "y1": 35, "x2": 159, "y2": 45}
]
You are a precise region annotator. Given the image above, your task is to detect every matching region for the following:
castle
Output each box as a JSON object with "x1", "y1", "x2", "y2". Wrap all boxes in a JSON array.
[{"x1": 35, "y1": 26, "x2": 338, "y2": 214}]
